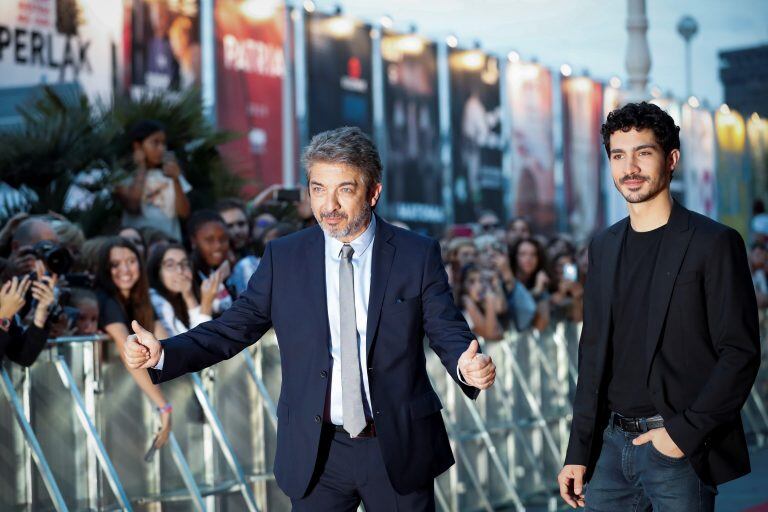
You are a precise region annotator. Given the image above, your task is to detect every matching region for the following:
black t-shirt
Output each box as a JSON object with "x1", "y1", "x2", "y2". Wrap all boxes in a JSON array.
[
  {"x1": 97, "y1": 290, "x2": 154, "y2": 329},
  {"x1": 98, "y1": 291, "x2": 129, "y2": 329},
  {"x1": 606, "y1": 223, "x2": 666, "y2": 417}
]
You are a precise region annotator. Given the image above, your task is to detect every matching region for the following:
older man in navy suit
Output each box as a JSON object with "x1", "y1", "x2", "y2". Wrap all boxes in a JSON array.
[{"x1": 124, "y1": 126, "x2": 496, "y2": 511}]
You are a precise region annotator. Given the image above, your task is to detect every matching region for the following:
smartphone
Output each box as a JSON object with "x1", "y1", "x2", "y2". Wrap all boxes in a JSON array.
[
  {"x1": 562, "y1": 263, "x2": 578, "y2": 282},
  {"x1": 217, "y1": 260, "x2": 231, "y2": 281},
  {"x1": 144, "y1": 435, "x2": 159, "y2": 462},
  {"x1": 274, "y1": 188, "x2": 301, "y2": 202}
]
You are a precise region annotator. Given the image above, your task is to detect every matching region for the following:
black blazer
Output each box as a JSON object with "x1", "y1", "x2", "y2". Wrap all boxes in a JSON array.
[
  {"x1": 565, "y1": 201, "x2": 761, "y2": 486},
  {"x1": 148, "y1": 216, "x2": 479, "y2": 498}
]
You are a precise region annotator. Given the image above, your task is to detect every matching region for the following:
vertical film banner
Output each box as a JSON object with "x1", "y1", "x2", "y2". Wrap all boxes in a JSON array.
[
  {"x1": 506, "y1": 60, "x2": 556, "y2": 232},
  {"x1": 747, "y1": 113, "x2": 768, "y2": 208},
  {"x1": 561, "y1": 76, "x2": 604, "y2": 241},
  {"x1": 125, "y1": 0, "x2": 201, "y2": 94},
  {"x1": 381, "y1": 31, "x2": 443, "y2": 233},
  {"x1": 215, "y1": 0, "x2": 285, "y2": 197},
  {"x1": 681, "y1": 104, "x2": 717, "y2": 218},
  {"x1": 715, "y1": 107, "x2": 749, "y2": 238},
  {"x1": 449, "y1": 48, "x2": 504, "y2": 223},
  {"x1": 305, "y1": 11, "x2": 373, "y2": 138}
]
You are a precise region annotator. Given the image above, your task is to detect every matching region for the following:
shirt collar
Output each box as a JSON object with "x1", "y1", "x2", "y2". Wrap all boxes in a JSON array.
[{"x1": 325, "y1": 214, "x2": 377, "y2": 259}]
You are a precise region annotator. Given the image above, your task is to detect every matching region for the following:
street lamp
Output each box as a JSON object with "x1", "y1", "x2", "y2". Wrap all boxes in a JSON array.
[{"x1": 677, "y1": 15, "x2": 698, "y2": 98}]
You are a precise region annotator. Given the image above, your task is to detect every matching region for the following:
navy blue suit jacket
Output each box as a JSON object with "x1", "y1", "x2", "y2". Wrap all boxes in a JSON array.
[{"x1": 148, "y1": 216, "x2": 479, "y2": 497}]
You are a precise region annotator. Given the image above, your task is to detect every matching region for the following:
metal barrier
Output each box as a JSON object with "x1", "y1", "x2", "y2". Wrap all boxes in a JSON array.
[{"x1": 2, "y1": 321, "x2": 767, "y2": 511}]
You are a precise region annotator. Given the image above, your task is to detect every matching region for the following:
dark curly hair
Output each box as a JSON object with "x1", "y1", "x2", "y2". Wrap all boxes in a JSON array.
[{"x1": 601, "y1": 102, "x2": 680, "y2": 157}]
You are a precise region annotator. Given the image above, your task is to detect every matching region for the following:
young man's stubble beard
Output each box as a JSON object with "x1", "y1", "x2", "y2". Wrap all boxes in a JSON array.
[{"x1": 615, "y1": 167, "x2": 672, "y2": 204}]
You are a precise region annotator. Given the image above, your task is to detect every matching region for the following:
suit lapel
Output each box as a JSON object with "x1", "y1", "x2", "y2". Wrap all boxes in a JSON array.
[
  {"x1": 594, "y1": 217, "x2": 627, "y2": 378},
  {"x1": 645, "y1": 202, "x2": 693, "y2": 381},
  {"x1": 306, "y1": 226, "x2": 330, "y2": 343},
  {"x1": 366, "y1": 215, "x2": 395, "y2": 360}
]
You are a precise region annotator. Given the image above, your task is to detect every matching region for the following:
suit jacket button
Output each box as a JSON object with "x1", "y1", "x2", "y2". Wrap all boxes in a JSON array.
[
  {"x1": 320, "y1": 370, "x2": 327, "y2": 378},
  {"x1": 314, "y1": 415, "x2": 321, "y2": 423},
  {"x1": 375, "y1": 410, "x2": 381, "y2": 416}
]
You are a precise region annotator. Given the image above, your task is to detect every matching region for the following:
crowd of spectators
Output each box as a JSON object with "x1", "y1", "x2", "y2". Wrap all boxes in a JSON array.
[
  {"x1": 2, "y1": 119, "x2": 766, "y2": 451},
  {"x1": 441, "y1": 210, "x2": 586, "y2": 340}
]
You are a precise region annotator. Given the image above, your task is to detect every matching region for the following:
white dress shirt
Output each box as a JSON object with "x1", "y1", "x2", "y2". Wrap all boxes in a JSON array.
[{"x1": 324, "y1": 215, "x2": 377, "y2": 425}]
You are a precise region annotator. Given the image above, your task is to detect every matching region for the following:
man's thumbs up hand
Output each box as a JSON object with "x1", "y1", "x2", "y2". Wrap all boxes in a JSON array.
[
  {"x1": 458, "y1": 339, "x2": 496, "y2": 390},
  {"x1": 123, "y1": 320, "x2": 162, "y2": 369}
]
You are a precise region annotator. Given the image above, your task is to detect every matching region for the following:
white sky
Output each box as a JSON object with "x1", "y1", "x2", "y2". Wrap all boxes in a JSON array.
[{"x1": 333, "y1": 0, "x2": 768, "y2": 107}]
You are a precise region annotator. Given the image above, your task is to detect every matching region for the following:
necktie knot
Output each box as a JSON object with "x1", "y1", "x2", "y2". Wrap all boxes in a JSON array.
[{"x1": 341, "y1": 244, "x2": 354, "y2": 261}]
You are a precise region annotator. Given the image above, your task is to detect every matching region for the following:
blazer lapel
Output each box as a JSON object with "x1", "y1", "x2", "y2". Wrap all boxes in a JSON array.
[
  {"x1": 645, "y1": 201, "x2": 694, "y2": 381},
  {"x1": 306, "y1": 226, "x2": 330, "y2": 343},
  {"x1": 594, "y1": 217, "x2": 627, "y2": 378},
  {"x1": 366, "y1": 215, "x2": 395, "y2": 360}
]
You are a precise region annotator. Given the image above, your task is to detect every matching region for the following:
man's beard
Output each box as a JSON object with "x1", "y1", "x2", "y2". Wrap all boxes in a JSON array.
[
  {"x1": 319, "y1": 203, "x2": 372, "y2": 240},
  {"x1": 614, "y1": 172, "x2": 669, "y2": 204}
]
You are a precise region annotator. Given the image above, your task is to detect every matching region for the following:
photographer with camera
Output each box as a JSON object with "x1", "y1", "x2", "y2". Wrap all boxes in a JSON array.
[
  {"x1": 0, "y1": 218, "x2": 59, "y2": 281},
  {"x1": 0, "y1": 260, "x2": 59, "y2": 365}
]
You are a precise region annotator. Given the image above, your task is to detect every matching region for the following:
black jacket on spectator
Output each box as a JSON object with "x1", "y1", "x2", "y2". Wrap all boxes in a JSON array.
[
  {"x1": 566, "y1": 201, "x2": 761, "y2": 486},
  {"x1": 0, "y1": 321, "x2": 48, "y2": 366}
]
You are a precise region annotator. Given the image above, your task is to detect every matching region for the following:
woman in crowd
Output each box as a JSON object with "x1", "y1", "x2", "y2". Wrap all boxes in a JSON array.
[
  {"x1": 188, "y1": 210, "x2": 235, "y2": 315},
  {"x1": 455, "y1": 264, "x2": 506, "y2": 341},
  {"x1": 510, "y1": 237, "x2": 551, "y2": 330},
  {"x1": 147, "y1": 243, "x2": 219, "y2": 336},
  {"x1": 95, "y1": 237, "x2": 172, "y2": 448}
]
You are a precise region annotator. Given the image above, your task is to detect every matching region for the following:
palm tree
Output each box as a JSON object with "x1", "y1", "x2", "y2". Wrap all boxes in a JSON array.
[{"x1": 0, "y1": 86, "x2": 241, "y2": 237}]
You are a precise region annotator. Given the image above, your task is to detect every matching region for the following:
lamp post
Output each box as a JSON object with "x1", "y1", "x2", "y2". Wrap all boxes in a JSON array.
[
  {"x1": 625, "y1": 0, "x2": 651, "y2": 102},
  {"x1": 677, "y1": 15, "x2": 699, "y2": 98}
]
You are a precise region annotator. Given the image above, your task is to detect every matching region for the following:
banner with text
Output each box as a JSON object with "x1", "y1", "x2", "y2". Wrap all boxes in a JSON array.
[
  {"x1": 215, "y1": 0, "x2": 285, "y2": 197},
  {"x1": 0, "y1": 0, "x2": 121, "y2": 99}
]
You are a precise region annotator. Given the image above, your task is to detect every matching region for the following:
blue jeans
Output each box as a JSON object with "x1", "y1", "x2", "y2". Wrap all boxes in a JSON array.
[{"x1": 585, "y1": 423, "x2": 717, "y2": 511}]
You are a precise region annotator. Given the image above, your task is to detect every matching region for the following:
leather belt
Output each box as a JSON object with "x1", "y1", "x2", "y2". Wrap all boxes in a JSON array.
[
  {"x1": 612, "y1": 413, "x2": 664, "y2": 433},
  {"x1": 326, "y1": 420, "x2": 377, "y2": 438}
]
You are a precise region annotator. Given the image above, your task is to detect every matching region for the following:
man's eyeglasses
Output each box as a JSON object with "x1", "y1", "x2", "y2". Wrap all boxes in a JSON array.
[{"x1": 161, "y1": 259, "x2": 192, "y2": 272}]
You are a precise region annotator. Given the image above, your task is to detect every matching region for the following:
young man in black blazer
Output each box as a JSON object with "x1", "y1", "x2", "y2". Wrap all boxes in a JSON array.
[{"x1": 558, "y1": 102, "x2": 761, "y2": 511}]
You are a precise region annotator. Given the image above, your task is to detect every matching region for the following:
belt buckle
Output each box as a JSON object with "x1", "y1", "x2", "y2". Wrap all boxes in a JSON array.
[{"x1": 639, "y1": 417, "x2": 648, "y2": 433}]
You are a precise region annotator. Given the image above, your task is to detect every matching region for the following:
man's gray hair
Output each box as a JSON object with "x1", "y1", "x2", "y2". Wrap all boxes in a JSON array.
[{"x1": 301, "y1": 126, "x2": 382, "y2": 189}]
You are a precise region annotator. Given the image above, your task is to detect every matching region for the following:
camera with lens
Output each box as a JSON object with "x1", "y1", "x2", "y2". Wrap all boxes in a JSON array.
[
  {"x1": 20, "y1": 241, "x2": 74, "y2": 328},
  {"x1": 23, "y1": 241, "x2": 73, "y2": 276}
]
